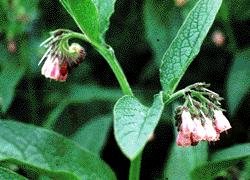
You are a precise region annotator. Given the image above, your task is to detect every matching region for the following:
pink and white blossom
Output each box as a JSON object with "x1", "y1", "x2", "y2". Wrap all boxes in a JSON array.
[
  {"x1": 180, "y1": 110, "x2": 195, "y2": 134},
  {"x1": 204, "y1": 118, "x2": 219, "y2": 141},
  {"x1": 192, "y1": 118, "x2": 206, "y2": 142},
  {"x1": 41, "y1": 56, "x2": 68, "y2": 81},
  {"x1": 214, "y1": 110, "x2": 231, "y2": 133},
  {"x1": 176, "y1": 131, "x2": 192, "y2": 147}
]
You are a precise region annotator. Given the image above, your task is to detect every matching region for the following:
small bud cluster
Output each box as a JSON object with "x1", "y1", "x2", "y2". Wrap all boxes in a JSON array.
[
  {"x1": 39, "y1": 30, "x2": 86, "y2": 82},
  {"x1": 175, "y1": 83, "x2": 231, "y2": 147}
]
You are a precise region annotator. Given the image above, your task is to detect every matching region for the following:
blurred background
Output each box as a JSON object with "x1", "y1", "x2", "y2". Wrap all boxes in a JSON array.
[{"x1": 0, "y1": 0, "x2": 249, "y2": 179}]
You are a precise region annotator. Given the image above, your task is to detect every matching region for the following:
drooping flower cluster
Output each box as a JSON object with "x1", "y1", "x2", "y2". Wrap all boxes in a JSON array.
[
  {"x1": 39, "y1": 30, "x2": 86, "y2": 81},
  {"x1": 175, "y1": 83, "x2": 231, "y2": 147}
]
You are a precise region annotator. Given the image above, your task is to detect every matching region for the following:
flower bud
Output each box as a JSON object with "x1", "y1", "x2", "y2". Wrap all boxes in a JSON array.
[{"x1": 69, "y1": 43, "x2": 86, "y2": 65}]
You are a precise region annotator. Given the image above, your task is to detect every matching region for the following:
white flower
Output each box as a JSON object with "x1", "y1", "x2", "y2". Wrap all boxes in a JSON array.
[
  {"x1": 214, "y1": 110, "x2": 231, "y2": 133},
  {"x1": 204, "y1": 118, "x2": 219, "y2": 141},
  {"x1": 180, "y1": 110, "x2": 195, "y2": 134},
  {"x1": 192, "y1": 118, "x2": 206, "y2": 142}
]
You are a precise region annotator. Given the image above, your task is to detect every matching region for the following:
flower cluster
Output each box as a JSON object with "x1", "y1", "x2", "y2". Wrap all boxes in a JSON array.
[
  {"x1": 175, "y1": 83, "x2": 231, "y2": 147},
  {"x1": 39, "y1": 30, "x2": 86, "y2": 82}
]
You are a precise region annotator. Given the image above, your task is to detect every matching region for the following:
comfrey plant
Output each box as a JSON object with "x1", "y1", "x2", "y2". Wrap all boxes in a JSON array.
[
  {"x1": 37, "y1": 0, "x2": 230, "y2": 179},
  {"x1": 2, "y1": 0, "x2": 250, "y2": 179}
]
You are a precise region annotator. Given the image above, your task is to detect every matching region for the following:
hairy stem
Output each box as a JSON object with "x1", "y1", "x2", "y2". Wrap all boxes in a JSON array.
[{"x1": 68, "y1": 32, "x2": 133, "y2": 96}]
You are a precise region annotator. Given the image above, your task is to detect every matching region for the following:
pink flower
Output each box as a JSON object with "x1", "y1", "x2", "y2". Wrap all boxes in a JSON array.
[
  {"x1": 180, "y1": 110, "x2": 195, "y2": 134},
  {"x1": 41, "y1": 56, "x2": 68, "y2": 81},
  {"x1": 176, "y1": 131, "x2": 191, "y2": 147},
  {"x1": 192, "y1": 118, "x2": 206, "y2": 142},
  {"x1": 204, "y1": 118, "x2": 219, "y2": 141},
  {"x1": 39, "y1": 31, "x2": 86, "y2": 82},
  {"x1": 214, "y1": 110, "x2": 231, "y2": 133}
]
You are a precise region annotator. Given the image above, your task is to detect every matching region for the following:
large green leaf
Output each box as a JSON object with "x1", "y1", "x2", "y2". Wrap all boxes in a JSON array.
[
  {"x1": 0, "y1": 62, "x2": 26, "y2": 113},
  {"x1": 160, "y1": 0, "x2": 222, "y2": 96},
  {"x1": 227, "y1": 49, "x2": 250, "y2": 116},
  {"x1": 164, "y1": 142, "x2": 208, "y2": 180},
  {"x1": 114, "y1": 92, "x2": 164, "y2": 160},
  {"x1": 0, "y1": 167, "x2": 27, "y2": 180},
  {"x1": 91, "y1": 0, "x2": 116, "y2": 37},
  {"x1": 71, "y1": 115, "x2": 112, "y2": 155},
  {"x1": 59, "y1": 0, "x2": 100, "y2": 43},
  {"x1": 59, "y1": 0, "x2": 116, "y2": 43},
  {"x1": 191, "y1": 143, "x2": 250, "y2": 180},
  {"x1": 0, "y1": 120, "x2": 116, "y2": 180}
]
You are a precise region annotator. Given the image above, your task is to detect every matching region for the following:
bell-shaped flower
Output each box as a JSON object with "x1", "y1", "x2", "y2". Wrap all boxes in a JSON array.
[
  {"x1": 204, "y1": 118, "x2": 219, "y2": 141},
  {"x1": 41, "y1": 55, "x2": 68, "y2": 81},
  {"x1": 180, "y1": 110, "x2": 195, "y2": 134},
  {"x1": 192, "y1": 118, "x2": 206, "y2": 142},
  {"x1": 214, "y1": 110, "x2": 231, "y2": 133}
]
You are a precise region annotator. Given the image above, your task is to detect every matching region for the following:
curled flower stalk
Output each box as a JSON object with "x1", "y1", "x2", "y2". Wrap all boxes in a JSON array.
[
  {"x1": 39, "y1": 30, "x2": 86, "y2": 81},
  {"x1": 174, "y1": 83, "x2": 232, "y2": 147}
]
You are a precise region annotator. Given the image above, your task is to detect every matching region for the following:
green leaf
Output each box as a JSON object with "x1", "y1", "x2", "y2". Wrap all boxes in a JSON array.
[
  {"x1": 164, "y1": 142, "x2": 208, "y2": 180},
  {"x1": 114, "y1": 92, "x2": 164, "y2": 160},
  {"x1": 0, "y1": 120, "x2": 116, "y2": 180},
  {"x1": 191, "y1": 143, "x2": 250, "y2": 180},
  {"x1": 71, "y1": 115, "x2": 112, "y2": 155},
  {"x1": 0, "y1": 62, "x2": 26, "y2": 113},
  {"x1": 59, "y1": 0, "x2": 101, "y2": 43},
  {"x1": 0, "y1": 167, "x2": 27, "y2": 180},
  {"x1": 227, "y1": 49, "x2": 250, "y2": 116},
  {"x1": 160, "y1": 0, "x2": 222, "y2": 95},
  {"x1": 59, "y1": 0, "x2": 116, "y2": 43},
  {"x1": 91, "y1": 0, "x2": 116, "y2": 37}
]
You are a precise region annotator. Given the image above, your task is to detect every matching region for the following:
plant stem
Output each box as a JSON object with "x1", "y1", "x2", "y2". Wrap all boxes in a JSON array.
[
  {"x1": 42, "y1": 101, "x2": 68, "y2": 129},
  {"x1": 129, "y1": 153, "x2": 142, "y2": 180},
  {"x1": 95, "y1": 45, "x2": 133, "y2": 96},
  {"x1": 164, "y1": 89, "x2": 186, "y2": 105},
  {"x1": 69, "y1": 32, "x2": 133, "y2": 96},
  {"x1": 68, "y1": 32, "x2": 138, "y2": 178}
]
